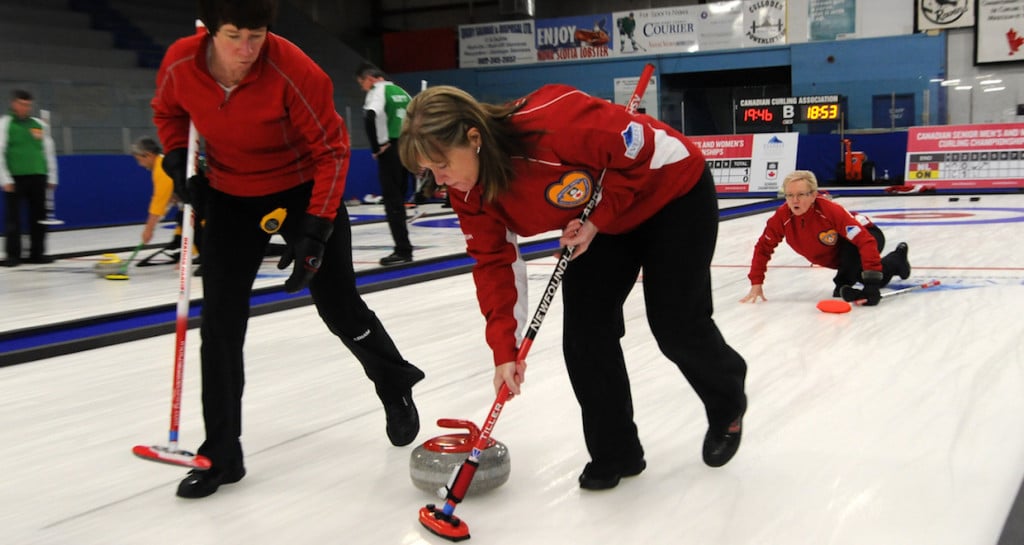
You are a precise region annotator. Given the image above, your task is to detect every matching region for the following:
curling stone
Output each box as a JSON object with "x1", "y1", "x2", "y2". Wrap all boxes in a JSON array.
[
  {"x1": 410, "y1": 418, "x2": 510, "y2": 497},
  {"x1": 94, "y1": 254, "x2": 123, "y2": 277}
]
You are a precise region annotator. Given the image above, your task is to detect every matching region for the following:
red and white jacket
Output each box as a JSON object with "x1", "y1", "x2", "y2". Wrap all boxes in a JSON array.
[
  {"x1": 747, "y1": 196, "x2": 883, "y2": 285},
  {"x1": 152, "y1": 31, "x2": 349, "y2": 220},
  {"x1": 448, "y1": 84, "x2": 707, "y2": 365}
]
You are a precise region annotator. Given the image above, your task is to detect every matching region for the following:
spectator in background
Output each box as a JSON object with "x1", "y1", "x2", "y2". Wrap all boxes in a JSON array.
[
  {"x1": 355, "y1": 61, "x2": 415, "y2": 266},
  {"x1": 131, "y1": 137, "x2": 178, "y2": 246},
  {"x1": 1, "y1": 89, "x2": 58, "y2": 266},
  {"x1": 130, "y1": 136, "x2": 203, "y2": 269}
]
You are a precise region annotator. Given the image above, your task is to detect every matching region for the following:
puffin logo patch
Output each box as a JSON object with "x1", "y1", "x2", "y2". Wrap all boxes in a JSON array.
[
  {"x1": 546, "y1": 170, "x2": 593, "y2": 209},
  {"x1": 818, "y1": 229, "x2": 838, "y2": 246}
]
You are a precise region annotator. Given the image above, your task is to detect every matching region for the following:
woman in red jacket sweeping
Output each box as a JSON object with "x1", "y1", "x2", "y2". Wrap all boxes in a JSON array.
[
  {"x1": 399, "y1": 84, "x2": 748, "y2": 490},
  {"x1": 740, "y1": 170, "x2": 911, "y2": 306},
  {"x1": 151, "y1": 0, "x2": 424, "y2": 499}
]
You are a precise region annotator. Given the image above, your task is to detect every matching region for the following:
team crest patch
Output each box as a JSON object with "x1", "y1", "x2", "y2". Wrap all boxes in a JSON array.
[
  {"x1": 621, "y1": 121, "x2": 643, "y2": 159},
  {"x1": 818, "y1": 229, "x2": 838, "y2": 246},
  {"x1": 546, "y1": 170, "x2": 593, "y2": 209}
]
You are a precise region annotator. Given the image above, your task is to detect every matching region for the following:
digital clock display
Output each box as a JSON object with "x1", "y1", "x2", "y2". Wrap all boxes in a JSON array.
[
  {"x1": 742, "y1": 107, "x2": 778, "y2": 122},
  {"x1": 802, "y1": 103, "x2": 840, "y2": 121}
]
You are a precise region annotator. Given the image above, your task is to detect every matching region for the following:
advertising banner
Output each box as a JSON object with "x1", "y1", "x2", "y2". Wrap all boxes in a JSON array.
[
  {"x1": 458, "y1": 0, "x2": 789, "y2": 66},
  {"x1": 610, "y1": 7, "x2": 699, "y2": 56},
  {"x1": 698, "y1": 1, "x2": 745, "y2": 51},
  {"x1": 691, "y1": 132, "x2": 799, "y2": 193},
  {"x1": 535, "y1": 14, "x2": 614, "y2": 63},
  {"x1": 743, "y1": 0, "x2": 788, "y2": 47},
  {"x1": 458, "y1": 21, "x2": 537, "y2": 68}
]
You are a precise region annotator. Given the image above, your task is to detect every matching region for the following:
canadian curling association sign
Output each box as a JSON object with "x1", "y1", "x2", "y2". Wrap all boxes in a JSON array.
[{"x1": 746, "y1": 0, "x2": 786, "y2": 45}]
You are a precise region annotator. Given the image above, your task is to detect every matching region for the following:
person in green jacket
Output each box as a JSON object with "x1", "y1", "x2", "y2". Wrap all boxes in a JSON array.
[
  {"x1": 1, "y1": 89, "x2": 58, "y2": 266},
  {"x1": 356, "y1": 62, "x2": 417, "y2": 266}
]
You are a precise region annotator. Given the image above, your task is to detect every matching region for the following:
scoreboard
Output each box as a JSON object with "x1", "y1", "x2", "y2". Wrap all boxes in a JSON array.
[
  {"x1": 904, "y1": 123, "x2": 1024, "y2": 189},
  {"x1": 735, "y1": 95, "x2": 844, "y2": 131}
]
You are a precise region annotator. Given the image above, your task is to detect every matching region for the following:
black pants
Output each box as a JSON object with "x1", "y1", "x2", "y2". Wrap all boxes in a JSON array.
[
  {"x1": 378, "y1": 141, "x2": 413, "y2": 256},
  {"x1": 834, "y1": 225, "x2": 899, "y2": 287},
  {"x1": 561, "y1": 168, "x2": 748, "y2": 468},
  {"x1": 195, "y1": 182, "x2": 424, "y2": 469},
  {"x1": 3, "y1": 174, "x2": 48, "y2": 260}
]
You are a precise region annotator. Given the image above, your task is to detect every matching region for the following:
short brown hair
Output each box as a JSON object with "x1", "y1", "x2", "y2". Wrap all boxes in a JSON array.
[{"x1": 198, "y1": 0, "x2": 277, "y2": 33}]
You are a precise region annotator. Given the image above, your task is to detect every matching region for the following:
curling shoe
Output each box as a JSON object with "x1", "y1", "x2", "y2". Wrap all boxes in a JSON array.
[
  {"x1": 176, "y1": 465, "x2": 246, "y2": 499},
  {"x1": 383, "y1": 393, "x2": 419, "y2": 447},
  {"x1": 379, "y1": 252, "x2": 413, "y2": 266},
  {"x1": 703, "y1": 418, "x2": 743, "y2": 468},
  {"x1": 578, "y1": 458, "x2": 647, "y2": 490},
  {"x1": 894, "y1": 242, "x2": 911, "y2": 279}
]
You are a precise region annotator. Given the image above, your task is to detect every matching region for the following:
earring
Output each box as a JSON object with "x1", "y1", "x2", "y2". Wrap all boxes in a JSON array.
[{"x1": 476, "y1": 146, "x2": 480, "y2": 154}]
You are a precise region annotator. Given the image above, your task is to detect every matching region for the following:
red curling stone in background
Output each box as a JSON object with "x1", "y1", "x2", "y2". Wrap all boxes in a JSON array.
[{"x1": 410, "y1": 418, "x2": 511, "y2": 497}]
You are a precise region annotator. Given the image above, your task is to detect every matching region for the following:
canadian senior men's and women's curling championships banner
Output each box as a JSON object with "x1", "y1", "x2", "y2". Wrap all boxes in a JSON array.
[
  {"x1": 690, "y1": 133, "x2": 800, "y2": 193},
  {"x1": 905, "y1": 123, "x2": 1024, "y2": 189},
  {"x1": 458, "y1": 0, "x2": 788, "y2": 68}
]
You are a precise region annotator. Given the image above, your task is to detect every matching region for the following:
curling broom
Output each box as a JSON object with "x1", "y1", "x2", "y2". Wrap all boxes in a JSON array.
[{"x1": 131, "y1": 120, "x2": 211, "y2": 470}]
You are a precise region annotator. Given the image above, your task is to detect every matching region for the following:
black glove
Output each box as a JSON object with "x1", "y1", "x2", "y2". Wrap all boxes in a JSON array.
[
  {"x1": 860, "y1": 270, "x2": 883, "y2": 306},
  {"x1": 162, "y1": 148, "x2": 190, "y2": 204},
  {"x1": 162, "y1": 148, "x2": 210, "y2": 207},
  {"x1": 277, "y1": 214, "x2": 334, "y2": 293}
]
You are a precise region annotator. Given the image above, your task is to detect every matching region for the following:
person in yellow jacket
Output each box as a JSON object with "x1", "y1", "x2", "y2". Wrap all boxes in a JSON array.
[
  {"x1": 130, "y1": 137, "x2": 177, "y2": 244},
  {"x1": 131, "y1": 137, "x2": 203, "y2": 270}
]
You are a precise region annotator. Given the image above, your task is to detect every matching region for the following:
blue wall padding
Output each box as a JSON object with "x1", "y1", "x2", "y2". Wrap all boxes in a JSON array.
[{"x1": 1, "y1": 150, "x2": 384, "y2": 233}]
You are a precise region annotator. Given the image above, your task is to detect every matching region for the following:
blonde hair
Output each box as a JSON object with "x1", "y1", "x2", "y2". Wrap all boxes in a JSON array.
[
  {"x1": 782, "y1": 170, "x2": 819, "y2": 192},
  {"x1": 398, "y1": 85, "x2": 531, "y2": 202}
]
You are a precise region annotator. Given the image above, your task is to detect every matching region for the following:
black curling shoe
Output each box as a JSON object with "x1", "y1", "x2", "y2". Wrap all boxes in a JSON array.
[
  {"x1": 894, "y1": 242, "x2": 911, "y2": 279},
  {"x1": 383, "y1": 394, "x2": 419, "y2": 447},
  {"x1": 578, "y1": 458, "x2": 647, "y2": 490},
  {"x1": 703, "y1": 418, "x2": 743, "y2": 468},
  {"x1": 176, "y1": 466, "x2": 246, "y2": 499},
  {"x1": 379, "y1": 252, "x2": 413, "y2": 266}
]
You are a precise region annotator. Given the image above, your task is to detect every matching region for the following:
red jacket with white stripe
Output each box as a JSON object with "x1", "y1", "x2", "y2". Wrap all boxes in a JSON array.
[
  {"x1": 449, "y1": 84, "x2": 707, "y2": 365},
  {"x1": 152, "y1": 31, "x2": 349, "y2": 220},
  {"x1": 746, "y1": 196, "x2": 883, "y2": 285}
]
